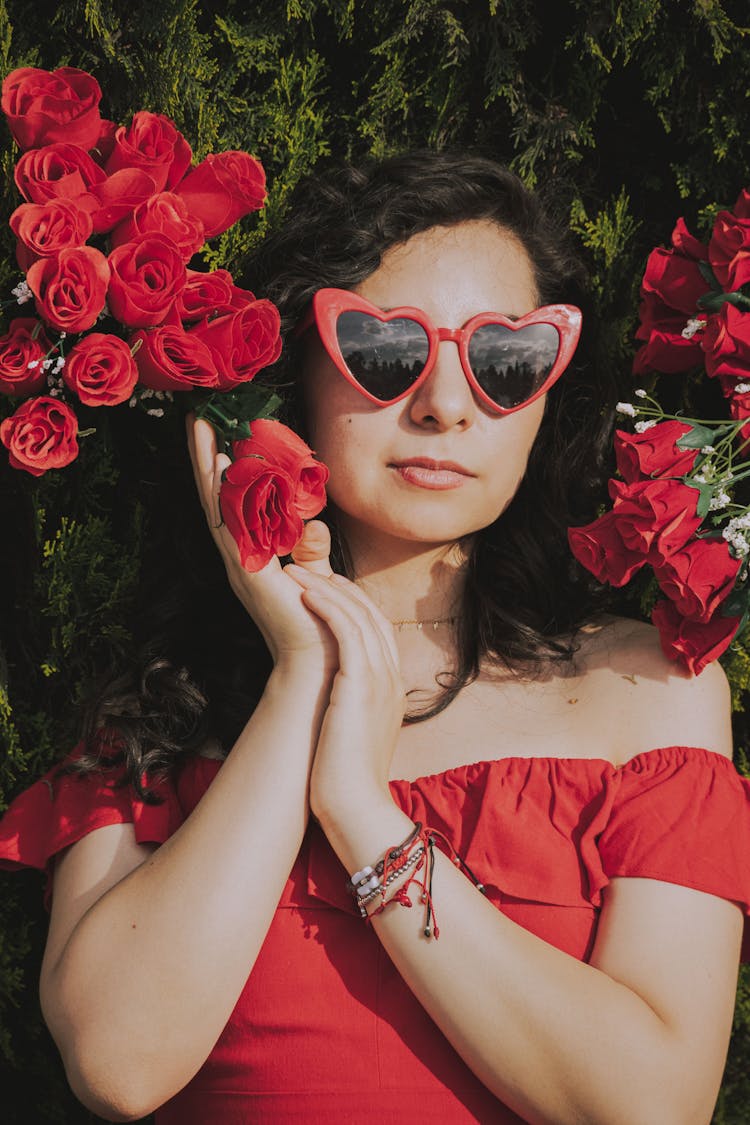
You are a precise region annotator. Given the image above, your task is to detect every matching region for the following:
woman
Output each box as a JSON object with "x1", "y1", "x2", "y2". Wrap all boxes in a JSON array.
[{"x1": 0, "y1": 152, "x2": 748, "y2": 1124}]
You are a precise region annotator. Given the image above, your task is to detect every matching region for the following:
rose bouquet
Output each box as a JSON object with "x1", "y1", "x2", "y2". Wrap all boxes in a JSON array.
[
  {"x1": 0, "y1": 66, "x2": 327, "y2": 568},
  {"x1": 569, "y1": 186, "x2": 750, "y2": 674}
]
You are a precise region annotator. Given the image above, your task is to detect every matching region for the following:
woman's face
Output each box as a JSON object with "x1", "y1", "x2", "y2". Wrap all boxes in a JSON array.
[{"x1": 302, "y1": 219, "x2": 546, "y2": 554}]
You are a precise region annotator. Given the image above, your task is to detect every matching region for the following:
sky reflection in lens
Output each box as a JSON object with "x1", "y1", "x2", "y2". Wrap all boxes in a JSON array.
[{"x1": 336, "y1": 311, "x2": 560, "y2": 406}]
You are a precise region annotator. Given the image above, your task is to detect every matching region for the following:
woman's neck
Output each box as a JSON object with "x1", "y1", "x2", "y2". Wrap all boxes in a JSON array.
[{"x1": 342, "y1": 528, "x2": 469, "y2": 626}]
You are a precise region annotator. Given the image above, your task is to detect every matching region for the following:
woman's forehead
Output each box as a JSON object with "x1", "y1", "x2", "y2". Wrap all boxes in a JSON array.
[{"x1": 353, "y1": 220, "x2": 539, "y2": 322}]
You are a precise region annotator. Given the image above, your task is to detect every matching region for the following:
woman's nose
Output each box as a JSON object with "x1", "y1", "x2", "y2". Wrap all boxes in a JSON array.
[{"x1": 407, "y1": 338, "x2": 477, "y2": 430}]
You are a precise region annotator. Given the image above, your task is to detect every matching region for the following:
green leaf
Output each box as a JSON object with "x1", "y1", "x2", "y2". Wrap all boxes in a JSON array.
[{"x1": 676, "y1": 423, "x2": 720, "y2": 449}]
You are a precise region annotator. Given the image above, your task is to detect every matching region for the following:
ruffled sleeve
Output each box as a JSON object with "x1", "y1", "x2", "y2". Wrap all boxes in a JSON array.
[
  {"x1": 0, "y1": 746, "x2": 184, "y2": 908},
  {"x1": 596, "y1": 746, "x2": 750, "y2": 959}
]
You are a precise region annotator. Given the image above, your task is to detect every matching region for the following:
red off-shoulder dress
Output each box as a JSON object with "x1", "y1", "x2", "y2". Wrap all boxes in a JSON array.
[{"x1": 1, "y1": 745, "x2": 749, "y2": 1123}]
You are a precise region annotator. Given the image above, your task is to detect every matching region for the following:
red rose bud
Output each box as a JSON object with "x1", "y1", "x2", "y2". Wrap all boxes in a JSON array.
[
  {"x1": 105, "y1": 111, "x2": 192, "y2": 194},
  {"x1": 231, "y1": 420, "x2": 328, "y2": 520},
  {"x1": 107, "y1": 234, "x2": 187, "y2": 328},
  {"x1": 0, "y1": 317, "x2": 52, "y2": 397},
  {"x1": 567, "y1": 510, "x2": 647, "y2": 587},
  {"x1": 220, "y1": 460, "x2": 304, "y2": 573},
  {"x1": 63, "y1": 333, "x2": 138, "y2": 406},
  {"x1": 651, "y1": 598, "x2": 741, "y2": 676},
  {"x1": 111, "y1": 192, "x2": 205, "y2": 262},
  {"x1": 132, "y1": 325, "x2": 219, "y2": 391},
  {"x1": 174, "y1": 151, "x2": 266, "y2": 239},
  {"x1": 191, "y1": 299, "x2": 281, "y2": 388},
  {"x1": 702, "y1": 303, "x2": 750, "y2": 381},
  {"x1": 2, "y1": 67, "x2": 102, "y2": 152},
  {"x1": 709, "y1": 208, "x2": 750, "y2": 292},
  {"x1": 614, "y1": 420, "x2": 698, "y2": 483},
  {"x1": 14, "y1": 142, "x2": 105, "y2": 204},
  {"x1": 653, "y1": 538, "x2": 742, "y2": 623},
  {"x1": 608, "y1": 477, "x2": 703, "y2": 565},
  {"x1": 0, "y1": 395, "x2": 79, "y2": 476},
  {"x1": 26, "y1": 245, "x2": 110, "y2": 333},
  {"x1": 10, "y1": 199, "x2": 94, "y2": 268}
]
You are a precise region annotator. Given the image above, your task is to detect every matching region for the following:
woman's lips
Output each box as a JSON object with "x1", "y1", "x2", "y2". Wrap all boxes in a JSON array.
[{"x1": 390, "y1": 458, "x2": 474, "y2": 490}]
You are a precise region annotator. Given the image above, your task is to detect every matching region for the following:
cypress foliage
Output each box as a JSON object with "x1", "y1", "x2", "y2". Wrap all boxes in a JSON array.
[{"x1": 0, "y1": 2, "x2": 749, "y2": 1120}]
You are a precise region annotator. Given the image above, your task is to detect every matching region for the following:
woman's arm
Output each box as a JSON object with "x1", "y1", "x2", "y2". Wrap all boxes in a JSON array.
[
  {"x1": 292, "y1": 566, "x2": 743, "y2": 1125},
  {"x1": 40, "y1": 420, "x2": 338, "y2": 1121}
]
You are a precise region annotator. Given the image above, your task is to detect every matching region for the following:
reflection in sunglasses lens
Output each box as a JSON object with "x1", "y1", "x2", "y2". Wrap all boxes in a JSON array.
[
  {"x1": 336, "y1": 312, "x2": 430, "y2": 400},
  {"x1": 468, "y1": 323, "x2": 559, "y2": 409}
]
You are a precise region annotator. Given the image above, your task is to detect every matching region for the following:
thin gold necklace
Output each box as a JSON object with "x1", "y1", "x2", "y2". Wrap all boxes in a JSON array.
[{"x1": 391, "y1": 615, "x2": 458, "y2": 631}]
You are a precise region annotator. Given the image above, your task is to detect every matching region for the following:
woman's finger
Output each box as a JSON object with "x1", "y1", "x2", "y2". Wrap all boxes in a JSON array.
[
  {"x1": 287, "y1": 567, "x2": 399, "y2": 672},
  {"x1": 289, "y1": 520, "x2": 333, "y2": 577}
]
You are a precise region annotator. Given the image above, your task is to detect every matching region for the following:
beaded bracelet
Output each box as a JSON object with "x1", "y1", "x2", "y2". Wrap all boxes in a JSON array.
[
  {"x1": 345, "y1": 822, "x2": 487, "y2": 940},
  {"x1": 346, "y1": 821, "x2": 423, "y2": 900}
]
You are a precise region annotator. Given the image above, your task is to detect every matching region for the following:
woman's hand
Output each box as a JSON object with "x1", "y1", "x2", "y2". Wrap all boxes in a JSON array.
[
  {"x1": 187, "y1": 415, "x2": 337, "y2": 670},
  {"x1": 284, "y1": 565, "x2": 406, "y2": 819}
]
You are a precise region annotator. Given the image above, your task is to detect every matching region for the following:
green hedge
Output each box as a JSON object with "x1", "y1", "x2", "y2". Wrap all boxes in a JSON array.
[{"x1": 1, "y1": 1, "x2": 749, "y2": 1120}]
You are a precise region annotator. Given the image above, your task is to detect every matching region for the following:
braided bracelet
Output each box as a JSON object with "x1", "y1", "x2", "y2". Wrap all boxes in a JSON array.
[
  {"x1": 345, "y1": 822, "x2": 488, "y2": 940},
  {"x1": 346, "y1": 821, "x2": 423, "y2": 900}
]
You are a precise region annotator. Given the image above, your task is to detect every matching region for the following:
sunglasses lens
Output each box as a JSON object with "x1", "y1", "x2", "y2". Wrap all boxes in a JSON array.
[
  {"x1": 336, "y1": 312, "x2": 430, "y2": 401},
  {"x1": 468, "y1": 323, "x2": 561, "y2": 410}
]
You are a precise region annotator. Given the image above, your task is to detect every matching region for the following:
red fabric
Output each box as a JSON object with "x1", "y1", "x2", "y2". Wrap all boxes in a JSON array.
[{"x1": 1, "y1": 745, "x2": 749, "y2": 1123}]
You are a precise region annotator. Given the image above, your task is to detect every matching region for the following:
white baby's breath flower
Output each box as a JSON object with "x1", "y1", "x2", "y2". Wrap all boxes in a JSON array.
[
  {"x1": 709, "y1": 490, "x2": 730, "y2": 511},
  {"x1": 681, "y1": 317, "x2": 707, "y2": 339},
  {"x1": 11, "y1": 281, "x2": 32, "y2": 304},
  {"x1": 700, "y1": 445, "x2": 716, "y2": 455},
  {"x1": 53, "y1": 356, "x2": 65, "y2": 373},
  {"x1": 734, "y1": 383, "x2": 750, "y2": 394},
  {"x1": 616, "y1": 402, "x2": 637, "y2": 417},
  {"x1": 634, "y1": 419, "x2": 657, "y2": 433},
  {"x1": 146, "y1": 408, "x2": 165, "y2": 418},
  {"x1": 634, "y1": 388, "x2": 648, "y2": 398},
  {"x1": 27, "y1": 359, "x2": 40, "y2": 370}
]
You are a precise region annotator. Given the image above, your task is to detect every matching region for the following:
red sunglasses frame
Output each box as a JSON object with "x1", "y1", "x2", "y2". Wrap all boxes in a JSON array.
[{"x1": 297, "y1": 287, "x2": 582, "y2": 414}]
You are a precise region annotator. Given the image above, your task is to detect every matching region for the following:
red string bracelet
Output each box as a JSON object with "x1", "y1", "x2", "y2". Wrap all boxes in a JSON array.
[{"x1": 347, "y1": 824, "x2": 487, "y2": 940}]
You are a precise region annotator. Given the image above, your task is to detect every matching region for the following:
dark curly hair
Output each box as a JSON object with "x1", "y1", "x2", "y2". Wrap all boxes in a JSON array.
[{"x1": 74, "y1": 149, "x2": 617, "y2": 798}]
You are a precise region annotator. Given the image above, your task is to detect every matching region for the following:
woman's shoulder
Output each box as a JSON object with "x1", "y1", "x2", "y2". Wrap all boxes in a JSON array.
[{"x1": 572, "y1": 614, "x2": 733, "y2": 766}]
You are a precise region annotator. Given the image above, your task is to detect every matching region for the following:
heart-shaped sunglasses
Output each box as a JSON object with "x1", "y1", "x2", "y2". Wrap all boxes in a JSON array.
[{"x1": 296, "y1": 287, "x2": 582, "y2": 414}]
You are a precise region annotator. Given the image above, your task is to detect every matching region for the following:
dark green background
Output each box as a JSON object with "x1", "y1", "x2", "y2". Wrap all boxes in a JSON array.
[{"x1": 0, "y1": 1, "x2": 749, "y2": 1120}]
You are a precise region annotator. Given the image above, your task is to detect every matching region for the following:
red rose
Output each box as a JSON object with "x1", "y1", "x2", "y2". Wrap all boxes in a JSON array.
[
  {"x1": 220, "y1": 459, "x2": 303, "y2": 572},
  {"x1": 63, "y1": 333, "x2": 138, "y2": 406},
  {"x1": 10, "y1": 199, "x2": 93, "y2": 270},
  {"x1": 131, "y1": 326, "x2": 218, "y2": 391},
  {"x1": 14, "y1": 142, "x2": 105, "y2": 204},
  {"x1": 709, "y1": 208, "x2": 750, "y2": 292},
  {"x1": 110, "y1": 192, "x2": 205, "y2": 261},
  {"x1": 608, "y1": 477, "x2": 703, "y2": 565},
  {"x1": 2, "y1": 67, "x2": 102, "y2": 151},
  {"x1": 0, "y1": 317, "x2": 51, "y2": 397},
  {"x1": 105, "y1": 111, "x2": 192, "y2": 194},
  {"x1": 232, "y1": 420, "x2": 328, "y2": 519},
  {"x1": 653, "y1": 538, "x2": 741, "y2": 623},
  {"x1": 614, "y1": 420, "x2": 698, "y2": 484},
  {"x1": 651, "y1": 599, "x2": 740, "y2": 675},
  {"x1": 567, "y1": 510, "x2": 647, "y2": 587},
  {"x1": 26, "y1": 245, "x2": 110, "y2": 333},
  {"x1": 174, "y1": 151, "x2": 266, "y2": 239},
  {"x1": 633, "y1": 219, "x2": 711, "y2": 377},
  {"x1": 175, "y1": 268, "x2": 236, "y2": 323},
  {"x1": 734, "y1": 188, "x2": 750, "y2": 220},
  {"x1": 191, "y1": 300, "x2": 281, "y2": 388},
  {"x1": 0, "y1": 395, "x2": 79, "y2": 476},
  {"x1": 85, "y1": 167, "x2": 158, "y2": 235},
  {"x1": 702, "y1": 303, "x2": 750, "y2": 381},
  {"x1": 107, "y1": 235, "x2": 187, "y2": 328}
]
